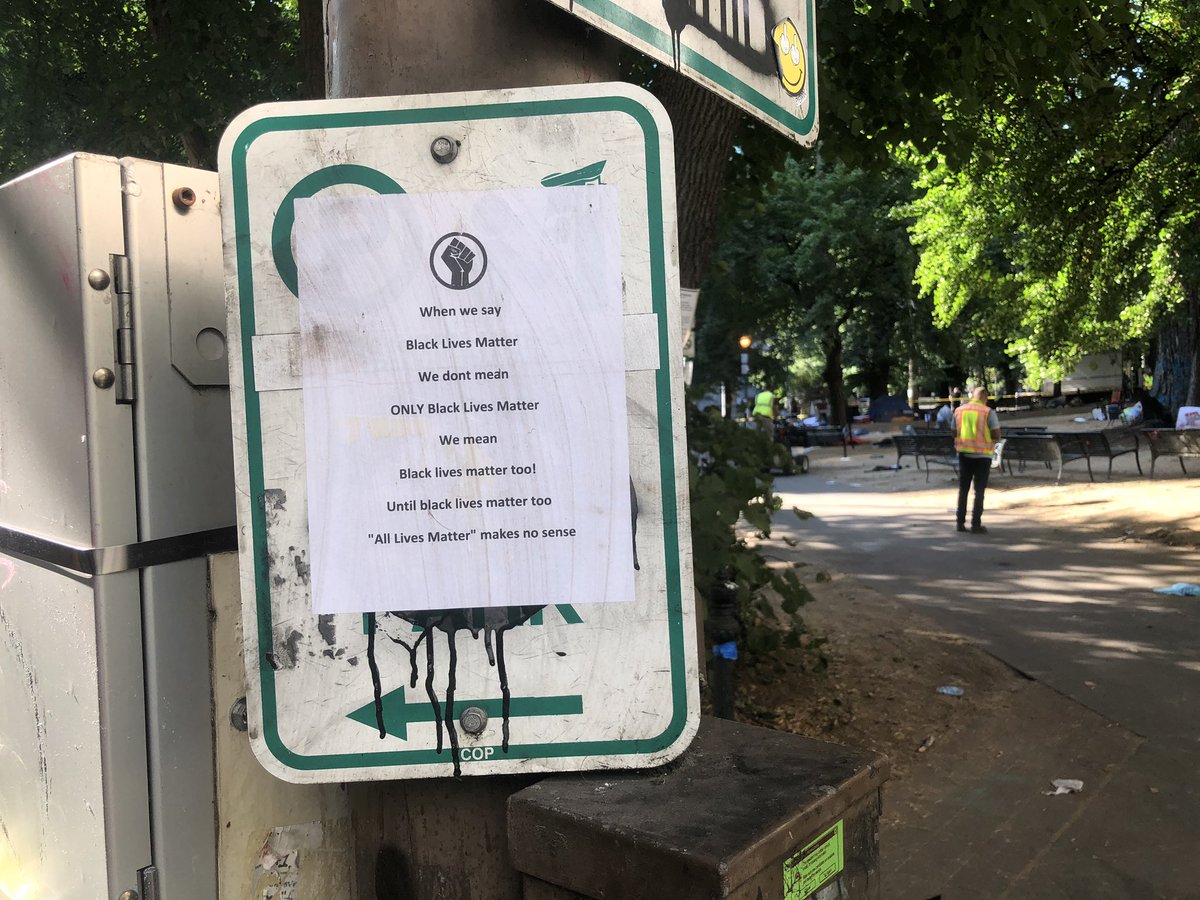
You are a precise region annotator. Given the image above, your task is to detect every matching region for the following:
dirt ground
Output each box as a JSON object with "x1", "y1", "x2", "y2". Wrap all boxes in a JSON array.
[{"x1": 731, "y1": 406, "x2": 1200, "y2": 810}]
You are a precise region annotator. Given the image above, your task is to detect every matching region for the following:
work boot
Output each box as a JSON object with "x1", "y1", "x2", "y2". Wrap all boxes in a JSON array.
[{"x1": 971, "y1": 524, "x2": 988, "y2": 535}]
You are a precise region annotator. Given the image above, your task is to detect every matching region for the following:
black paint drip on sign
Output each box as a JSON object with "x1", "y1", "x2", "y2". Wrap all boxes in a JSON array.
[
  {"x1": 366, "y1": 606, "x2": 542, "y2": 776},
  {"x1": 365, "y1": 613, "x2": 384, "y2": 738},
  {"x1": 425, "y1": 629, "x2": 443, "y2": 752}
]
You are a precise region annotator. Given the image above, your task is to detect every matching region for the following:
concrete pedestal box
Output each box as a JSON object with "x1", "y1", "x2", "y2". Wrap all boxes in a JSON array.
[{"x1": 508, "y1": 717, "x2": 887, "y2": 900}]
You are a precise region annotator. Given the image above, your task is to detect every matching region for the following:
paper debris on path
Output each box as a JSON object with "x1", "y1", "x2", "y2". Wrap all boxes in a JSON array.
[
  {"x1": 936, "y1": 686, "x2": 965, "y2": 697},
  {"x1": 1153, "y1": 583, "x2": 1200, "y2": 596},
  {"x1": 1044, "y1": 778, "x2": 1084, "y2": 796}
]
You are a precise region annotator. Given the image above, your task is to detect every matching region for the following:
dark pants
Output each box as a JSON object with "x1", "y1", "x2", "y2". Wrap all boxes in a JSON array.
[{"x1": 957, "y1": 454, "x2": 992, "y2": 527}]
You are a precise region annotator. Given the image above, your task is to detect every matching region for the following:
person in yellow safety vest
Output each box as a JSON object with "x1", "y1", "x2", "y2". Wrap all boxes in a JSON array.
[
  {"x1": 953, "y1": 386, "x2": 1001, "y2": 535},
  {"x1": 752, "y1": 389, "x2": 776, "y2": 440}
]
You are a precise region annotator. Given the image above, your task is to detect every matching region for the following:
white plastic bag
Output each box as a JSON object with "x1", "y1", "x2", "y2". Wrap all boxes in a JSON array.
[{"x1": 1176, "y1": 406, "x2": 1200, "y2": 429}]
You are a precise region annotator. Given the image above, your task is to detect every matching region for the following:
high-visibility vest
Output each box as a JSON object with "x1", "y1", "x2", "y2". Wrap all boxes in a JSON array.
[
  {"x1": 753, "y1": 391, "x2": 774, "y2": 417},
  {"x1": 954, "y1": 401, "x2": 994, "y2": 454}
]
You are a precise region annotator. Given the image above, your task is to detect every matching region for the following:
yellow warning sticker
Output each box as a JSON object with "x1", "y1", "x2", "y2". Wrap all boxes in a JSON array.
[{"x1": 783, "y1": 820, "x2": 844, "y2": 899}]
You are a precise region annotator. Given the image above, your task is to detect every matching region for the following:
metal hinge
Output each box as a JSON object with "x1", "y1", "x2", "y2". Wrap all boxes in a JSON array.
[
  {"x1": 118, "y1": 865, "x2": 159, "y2": 900},
  {"x1": 139, "y1": 865, "x2": 160, "y2": 900},
  {"x1": 112, "y1": 254, "x2": 136, "y2": 404}
]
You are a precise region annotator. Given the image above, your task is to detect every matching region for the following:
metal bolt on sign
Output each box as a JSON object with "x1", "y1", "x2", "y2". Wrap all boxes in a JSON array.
[
  {"x1": 430, "y1": 136, "x2": 459, "y2": 164},
  {"x1": 460, "y1": 706, "x2": 488, "y2": 735}
]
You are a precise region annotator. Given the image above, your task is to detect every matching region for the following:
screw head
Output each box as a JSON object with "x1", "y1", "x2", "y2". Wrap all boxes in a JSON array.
[
  {"x1": 93, "y1": 368, "x2": 116, "y2": 389},
  {"x1": 459, "y1": 706, "x2": 488, "y2": 734},
  {"x1": 118, "y1": 891, "x2": 139, "y2": 900},
  {"x1": 230, "y1": 697, "x2": 249, "y2": 732},
  {"x1": 171, "y1": 186, "x2": 197, "y2": 210},
  {"x1": 430, "y1": 137, "x2": 459, "y2": 164},
  {"x1": 87, "y1": 269, "x2": 111, "y2": 291}
]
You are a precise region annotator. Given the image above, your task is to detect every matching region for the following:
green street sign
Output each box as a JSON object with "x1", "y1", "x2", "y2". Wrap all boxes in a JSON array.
[
  {"x1": 542, "y1": 0, "x2": 818, "y2": 146},
  {"x1": 219, "y1": 83, "x2": 699, "y2": 782}
]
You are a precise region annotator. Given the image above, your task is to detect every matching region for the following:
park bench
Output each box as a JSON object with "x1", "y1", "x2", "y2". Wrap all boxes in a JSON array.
[
  {"x1": 913, "y1": 433, "x2": 958, "y2": 481},
  {"x1": 790, "y1": 425, "x2": 847, "y2": 450},
  {"x1": 893, "y1": 433, "x2": 921, "y2": 469},
  {"x1": 994, "y1": 434, "x2": 1092, "y2": 483},
  {"x1": 1077, "y1": 428, "x2": 1143, "y2": 478},
  {"x1": 1142, "y1": 429, "x2": 1200, "y2": 477}
]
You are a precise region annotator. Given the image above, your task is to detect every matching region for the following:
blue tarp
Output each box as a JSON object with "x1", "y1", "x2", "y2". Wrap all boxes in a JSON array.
[{"x1": 869, "y1": 395, "x2": 916, "y2": 423}]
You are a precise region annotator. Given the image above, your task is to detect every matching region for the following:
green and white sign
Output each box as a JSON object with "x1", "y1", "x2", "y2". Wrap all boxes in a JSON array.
[
  {"x1": 218, "y1": 83, "x2": 698, "y2": 782},
  {"x1": 542, "y1": 0, "x2": 819, "y2": 145}
]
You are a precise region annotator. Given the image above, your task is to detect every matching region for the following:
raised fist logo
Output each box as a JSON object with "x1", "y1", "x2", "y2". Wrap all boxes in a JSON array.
[
  {"x1": 441, "y1": 238, "x2": 475, "y2": 289},
  {"x1": 430, "y1": 232, "x2": 487, "y2": 290}
]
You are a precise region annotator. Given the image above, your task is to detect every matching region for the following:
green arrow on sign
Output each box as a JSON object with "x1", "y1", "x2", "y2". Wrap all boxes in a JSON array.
[{"x1": 347, "y1": 687, "x2": 584, "y2": 741}]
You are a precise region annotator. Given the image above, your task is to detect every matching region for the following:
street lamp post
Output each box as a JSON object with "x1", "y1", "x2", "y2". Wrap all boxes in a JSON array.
[{"x1": 738, "y1": 335, "x2": 751, "y2": 421}]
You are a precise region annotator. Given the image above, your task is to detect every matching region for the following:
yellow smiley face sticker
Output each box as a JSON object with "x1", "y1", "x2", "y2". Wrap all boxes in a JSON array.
[{"x1": 772, "y1": 18, "x2": 806, "y2": 96}]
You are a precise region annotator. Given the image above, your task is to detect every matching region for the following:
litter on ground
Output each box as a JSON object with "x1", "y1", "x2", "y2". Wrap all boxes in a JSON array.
[
  {"x1": 1153, "y1": 583, "x2": 1200, "y2": 596},
  {"x1": 1044, "y1": 779, "x2": 1084, "y2": 796}
]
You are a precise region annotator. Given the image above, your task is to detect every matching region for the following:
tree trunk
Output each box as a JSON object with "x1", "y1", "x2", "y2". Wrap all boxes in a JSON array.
[
  {"x1": 823, "y1": 326, "x2": 849, "y2": 429},
  {"x1": 650, "y1": 69, "x2": 742, "y2": 289},
  {"x1": 299, "y1": 0, "x2": 325, "y2": 99},
  {"x1": 326, "y1": 0, "x2": 618, "y2": 98},
  {"x1": 1152, "y1": 288, "x2": 1199, "y2": 415},
  {"x1": 862, "y1": 361, "x2": 889, "y2": 403}
]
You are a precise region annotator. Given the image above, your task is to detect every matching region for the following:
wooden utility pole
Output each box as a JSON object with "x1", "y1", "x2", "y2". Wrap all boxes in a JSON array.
[
  {"x1": 326, "y1": 0, "x2": 619, "y2": 98},
  {"x1": 322, "y1": 4, "x2": 618, "y2": 897}
]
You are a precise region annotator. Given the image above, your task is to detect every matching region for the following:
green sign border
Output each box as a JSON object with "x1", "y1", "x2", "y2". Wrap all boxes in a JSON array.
[
  {"x1": 228, "y1": 92, "x2": 688, "y2": 772},
  {"x1": 561, "y1": 0, "x2": 818, "y2": 140}
]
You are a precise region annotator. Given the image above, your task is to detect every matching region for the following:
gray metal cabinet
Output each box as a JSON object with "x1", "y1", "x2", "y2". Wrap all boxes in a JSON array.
[{"x1": 0, "y1": 153, "x2": 234, "y2": 900}]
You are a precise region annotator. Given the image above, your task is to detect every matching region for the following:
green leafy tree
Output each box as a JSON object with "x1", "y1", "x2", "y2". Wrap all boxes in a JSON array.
[
  {"x1": 697, "y1": 157, "x2": 927, "y2": 426},
  {"x1": 815, "y1": 0, "x2": 1138, "y2": 165},
  {"x1": 0, "y1": 0, "x2": 301, "y2": 176},
  {"x1": 907, "y1": 1, "x2": 1200, "y2": 409}
]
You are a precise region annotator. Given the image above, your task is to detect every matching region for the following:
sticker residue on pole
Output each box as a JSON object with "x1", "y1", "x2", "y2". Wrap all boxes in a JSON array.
[{"x1": 782, "y1": 819, "x2": 844, "y2": 899}]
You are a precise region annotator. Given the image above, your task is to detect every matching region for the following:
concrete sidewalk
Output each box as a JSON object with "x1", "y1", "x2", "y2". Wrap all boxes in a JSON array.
[{"x1": 772, "y1": 474, "x2": 1200, "y2": 899}]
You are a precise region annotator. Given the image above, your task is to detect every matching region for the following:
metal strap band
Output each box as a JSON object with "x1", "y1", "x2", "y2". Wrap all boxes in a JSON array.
[{"x1": 0, "y1": 524, "x2": 238, "y2": 576}]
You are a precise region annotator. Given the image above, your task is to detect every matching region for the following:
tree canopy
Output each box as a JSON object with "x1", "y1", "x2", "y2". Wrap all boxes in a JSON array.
[
  {"x1": 0, "y1": 0, "x2": 301, "y2": 176},
  {"x1": 815, "y1": 0, "x2": 1141, "y2": 166},
  {"x1": 696, "y1": 157, "x2": 931, "y2": 421},
  {"x1": 696, "y1": 0, "x2": 1199, "y2": 409},
  {"x1": 2, "y1": 0, "x2": 1196, "y2": 407},
  {"x1": 904, "y1": 0, "x2": 1200, "y2": 403}
]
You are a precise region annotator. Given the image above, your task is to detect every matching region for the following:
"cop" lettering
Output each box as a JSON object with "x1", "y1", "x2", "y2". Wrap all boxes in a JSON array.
[{"x1": 460, "y1": 746, "x2": 496, "y2": 762}]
